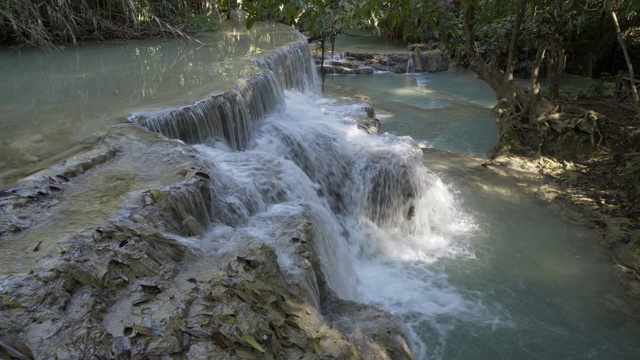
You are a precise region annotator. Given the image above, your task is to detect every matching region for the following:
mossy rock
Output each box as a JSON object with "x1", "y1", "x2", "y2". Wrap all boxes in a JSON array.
[{"x1": 616, "y1": 230, "x2": 640, "y2": 270}]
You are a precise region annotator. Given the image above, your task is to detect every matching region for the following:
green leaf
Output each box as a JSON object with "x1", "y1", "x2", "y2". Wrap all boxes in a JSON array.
[
  {"x1": 285, "y1": 6, "x2": 296, "y2": 22},
  {"x1": 2, "y1": 295, "x2": 21, "y2": 308},
  {"x1": 243, "y1": 334, "x2": 266, "y2": 353},
  {"x1": 89, "y1": 274, "x2": 102, "y2": 289},
  {"x1": 219, "y1": 314, "x2": 236, "y2": 324},
  {"x1": 245, "y1": 15, "x2": 256, "y2": 30},
  {"x1": 313, "y1": 339, "x2": 323, "y2": 355}
]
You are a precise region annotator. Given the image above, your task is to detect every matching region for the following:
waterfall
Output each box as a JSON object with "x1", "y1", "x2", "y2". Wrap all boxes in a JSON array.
[
  {"x1": 253, "y1": 41, "x2": 319, "y2": 93},
  {"x1": 192, "y1": 91, "x2": 491, "y2": 359},
  {"x1": 153, "y1": 184, "x2": 212, "y2": 236},
  {"x1": 130, "y1": 32, "x2": 491, "y2": 359},
  {"x1": 130, "y1": 71, "x2": 284, "y2": 150},
  {"x1": 130, "y1": 40, "x2": 317, "y2": 150},
  {"x1": 407, "y1": 56, "x2": 416, "y2": 73}
]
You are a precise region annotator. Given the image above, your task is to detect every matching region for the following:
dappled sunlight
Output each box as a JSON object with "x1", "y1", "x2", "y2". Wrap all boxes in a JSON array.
[
  {"x1": 387, "y1": 86, "x2": 438, "y2": 96},
  {"x1": 422, "y1": 148, "x2": 541, "y2": 204},
  {"x1": 324, "y1": 72, "x2": 498, "y2": 156},
  {"x1": 421, "y1": 147, "x2": 605, "y2": 284},
  {"x1": 417, "y1": 145, "x2": 640, "y2": 359}
]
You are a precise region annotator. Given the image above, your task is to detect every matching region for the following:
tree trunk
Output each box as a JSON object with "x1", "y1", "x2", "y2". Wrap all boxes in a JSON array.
[
  {"x1": 463, "y1": 0, "x2": 528, "y2": 100},
  {"x1": 504, "y1": 0, "x2": 527, "y2": 84},
  {"x1": 547, "y1": 10, "x2": 566, "y2": 101},
  {"x1": 612, "y1": 11, "x2": 640, "y2": 120},
  {"x1": 530, "y1": 47, "x2": 547, "y2": 111},
  {"x1": 462, "y1": 1, "x2": 505, "y2": 96},
  {"x1": 463, "y1": 0, "x2": 537, "y2": 135}
]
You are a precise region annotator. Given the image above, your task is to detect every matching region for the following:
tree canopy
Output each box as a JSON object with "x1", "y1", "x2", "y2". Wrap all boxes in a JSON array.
[{"x1": 241, "y1": 0, "x2": 640, "y2": 160}]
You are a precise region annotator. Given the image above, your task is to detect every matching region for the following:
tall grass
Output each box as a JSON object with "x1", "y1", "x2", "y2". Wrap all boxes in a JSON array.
[{"x1": 0, "y1": 0, "x2": 220, "y2": 49}]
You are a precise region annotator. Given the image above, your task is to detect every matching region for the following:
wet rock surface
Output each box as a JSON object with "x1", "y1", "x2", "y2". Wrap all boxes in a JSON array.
[
  {"x1": 0, "y1": 124, "x2": 413, "y2": 359},
  {"x1": 313, "y1": 49, "x2": 449, "y2": 75}
]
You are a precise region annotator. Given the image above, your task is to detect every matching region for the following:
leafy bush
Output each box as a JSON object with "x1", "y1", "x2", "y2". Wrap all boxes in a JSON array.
[{"x1": 585, "y1": 79, "x2": 615, "y2": 98}]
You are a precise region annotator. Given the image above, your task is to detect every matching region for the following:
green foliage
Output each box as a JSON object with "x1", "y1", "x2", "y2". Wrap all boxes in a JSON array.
[
  {"x1": 187, "y1": 13, "x2": 221, "y2": 32},
  {"x1": 246, "y1": 0, "x2": 383, "y2": 37},
  {"x1": 539, "y1": 78, "x2": 615, "y2": 100},
  {"x1": 243, "y1": 0, "x2": 386, "y2": 60},
  {"x1": 0, "y1": 0, "x2": 220, "y2": 49},
  {"x1": 585, "y1": 79, "x2": 615, "y2": 98}
]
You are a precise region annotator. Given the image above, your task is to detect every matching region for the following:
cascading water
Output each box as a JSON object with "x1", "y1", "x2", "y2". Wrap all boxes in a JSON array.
[
  {"x1": 407, "y1": 56, "x2": 416, "y2": 73},
  {"x1": 129, "y1": 33, "x2": 501, "y2": 359},
  {"x1": 131, "y1": 71, "x2": 284, "y2": 150}
]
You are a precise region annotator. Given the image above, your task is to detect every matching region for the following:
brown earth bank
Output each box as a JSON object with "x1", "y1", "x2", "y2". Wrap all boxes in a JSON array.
[{"x1": 486, "y1": 99, "x2": 640, "y2": 317}]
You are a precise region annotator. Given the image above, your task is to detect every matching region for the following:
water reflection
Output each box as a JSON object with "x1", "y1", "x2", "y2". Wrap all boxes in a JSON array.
[
  {"x1": 420, "y1": 149, "x2": 640, "y2": 360},
  {"x1": 0, "y1": 22, "x2": 303, "y2": 187},
  {"x1": 325, "y1": 72, "x2": 499, "y2": 156}
]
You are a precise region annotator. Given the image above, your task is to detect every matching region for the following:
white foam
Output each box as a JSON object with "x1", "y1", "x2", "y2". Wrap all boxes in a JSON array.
[{"x1": 193, "y1": 90, "x2": 504, "y2": 359}]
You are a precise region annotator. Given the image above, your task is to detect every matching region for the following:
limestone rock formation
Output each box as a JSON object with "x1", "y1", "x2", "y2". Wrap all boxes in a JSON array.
[{"x1": 0, "y1": 125, "x2": 413, "y2": 359}]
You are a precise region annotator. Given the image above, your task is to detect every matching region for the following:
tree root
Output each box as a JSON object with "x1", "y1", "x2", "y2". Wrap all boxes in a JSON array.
[
  {"x1": 494, "y1": 100, "x2": 605, "y2": 157},
  {"x1": 536, "y1": 102, "x2": 604, "y2": 150}
]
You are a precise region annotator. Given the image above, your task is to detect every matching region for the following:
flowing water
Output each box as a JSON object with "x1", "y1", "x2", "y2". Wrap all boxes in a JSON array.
[
  {"x1": 324, "y1": 70, "x2": 640, "y2": 358},
  {"x1": 0, "y1": 22, "x2": 303, "y2": 186},
  {"x1": 3, "y1": 24, "x2": 640, "y2": 360},
  {"x1": 324, "y1": 71, "x2": 498, "y2": 156}
]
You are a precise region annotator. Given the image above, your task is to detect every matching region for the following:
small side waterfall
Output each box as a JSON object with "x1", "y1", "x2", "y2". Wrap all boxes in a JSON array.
[
  {"x1": 407, "y1": 55, "x2": 416, "y2": 73},
  {"x1": 153, "y1": 184, "x2": 212, "y2": 236},
  {"x1": 253, "y1": 41, "x2": 319, "y2": 93}
]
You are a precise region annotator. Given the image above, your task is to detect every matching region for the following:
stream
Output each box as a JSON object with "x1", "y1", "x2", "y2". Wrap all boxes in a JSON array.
[
  {"x1": 325, "y1": 70, "x2": 640, "y2": 359},
  {"x1": 2, "y1": 24, "x2": 640, "y2": 359}
]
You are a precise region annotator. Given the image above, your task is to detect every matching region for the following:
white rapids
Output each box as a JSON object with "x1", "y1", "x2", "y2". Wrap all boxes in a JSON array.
[{"x1": 190, "y1": 91, "x2": 505, "y2": 358}]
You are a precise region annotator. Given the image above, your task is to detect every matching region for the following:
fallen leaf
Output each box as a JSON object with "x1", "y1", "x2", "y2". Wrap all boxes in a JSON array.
[
  {"x1": 0, "y1": 335, "x2": 34, "y2": 360},
  {"x1": 234, "y1": 349, "x2": 258, "y2": 359},
  {"x1": 313, "y1": 339, "x2": 323, "y2": 355},
  {"x1": 243, "y1": 334, "x2": 266, "y2": 353},
  {"x1": 182, "y1": 328, "x2": 214, "y2": 340}
]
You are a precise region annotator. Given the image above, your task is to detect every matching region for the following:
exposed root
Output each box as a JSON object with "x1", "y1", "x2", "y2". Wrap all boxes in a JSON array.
[{"x1": 494, "y1": 99, "x2": 605, "y2": 157}]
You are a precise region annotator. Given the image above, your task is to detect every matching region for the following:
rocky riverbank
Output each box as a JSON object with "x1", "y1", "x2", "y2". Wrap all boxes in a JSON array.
[
  {"x1": 486, "y1": 99, "x2": 640, "y2": 318},
  {"x1": 313, "y1": 44, "x2": 449, "y2": 75}
]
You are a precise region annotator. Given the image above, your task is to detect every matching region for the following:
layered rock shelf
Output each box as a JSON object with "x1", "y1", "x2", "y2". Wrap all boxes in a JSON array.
[{"x1": 0, "y1": 27, "x2": 414, "y2": 359}]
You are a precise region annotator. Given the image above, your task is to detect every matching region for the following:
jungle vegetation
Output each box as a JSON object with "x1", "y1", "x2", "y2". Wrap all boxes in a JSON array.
[
  {"x1": 240, "y1": 0, "x2": 640, "y2": 192},
  {"x1": 2, "y1": 0, "x2": 639, "y2": 189},
  {"x1": 0, "y1": 0, "x2": 227, "y2": 48}
]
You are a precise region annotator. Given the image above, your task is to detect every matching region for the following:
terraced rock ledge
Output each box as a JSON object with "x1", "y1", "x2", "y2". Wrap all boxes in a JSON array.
[{"x1": 0, "y1": 31, "x2": 414, "y2": 359}]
